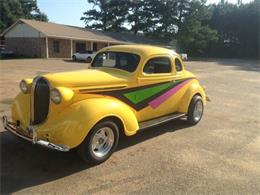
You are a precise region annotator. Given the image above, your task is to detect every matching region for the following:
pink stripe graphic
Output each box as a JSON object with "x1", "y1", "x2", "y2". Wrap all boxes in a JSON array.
[{"x1": 149, "y1": 79, "x2": 191, "y2": 109}]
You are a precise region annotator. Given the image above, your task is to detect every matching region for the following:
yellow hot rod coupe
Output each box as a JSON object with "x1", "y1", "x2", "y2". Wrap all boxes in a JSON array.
[{"x1": 2, "y1": 45, "x2": 207, "y2": 164}]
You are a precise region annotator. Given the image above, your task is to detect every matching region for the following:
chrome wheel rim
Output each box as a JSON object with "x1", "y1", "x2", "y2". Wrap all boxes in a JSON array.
[
  {"x1": 193, "y1": 101, "x2": 203, "y2": 121},
  {"x1": 91, "y1": 127, "x2": 115, "y2": 158}
]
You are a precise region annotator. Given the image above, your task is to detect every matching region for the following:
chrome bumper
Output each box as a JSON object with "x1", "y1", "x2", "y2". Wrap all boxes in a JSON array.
[{"x1": 2, "y1": 115, "x2": 69, "y2": 152}]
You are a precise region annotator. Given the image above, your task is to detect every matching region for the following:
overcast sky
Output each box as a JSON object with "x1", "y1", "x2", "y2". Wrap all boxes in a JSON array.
[{"x1": 37, "y1": 0, "x2": 253, "y2": 27}]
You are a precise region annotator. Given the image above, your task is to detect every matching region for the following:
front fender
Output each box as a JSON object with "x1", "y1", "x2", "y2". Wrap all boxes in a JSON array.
[
  {"x1": 12, "y1": 92, "x2": 31, "y2": 129},
  {"x1": 37, "y1": 97, "x2": 139, "y2": 148},
  {"x1": 177, "y1": 79, "x2": 206, "y2": 113}
]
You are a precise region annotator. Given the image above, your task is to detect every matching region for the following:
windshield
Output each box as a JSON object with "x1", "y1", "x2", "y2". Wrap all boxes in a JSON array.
[{"x1": 91, "y1": 52, "x2": 140, "y2": 72}]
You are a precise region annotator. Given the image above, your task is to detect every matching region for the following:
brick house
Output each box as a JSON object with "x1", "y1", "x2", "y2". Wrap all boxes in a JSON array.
[{"x1": 1, "y1": 19, "x2": 161, "y2": 58}]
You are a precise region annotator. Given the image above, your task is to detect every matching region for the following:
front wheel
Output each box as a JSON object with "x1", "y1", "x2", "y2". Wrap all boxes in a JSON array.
[
  {"x1": 77, "y1": 120, "x2": 119, "y2": 165},
  {"x1": 187, "y1": 95, "x2": 204, "y2": 125}
]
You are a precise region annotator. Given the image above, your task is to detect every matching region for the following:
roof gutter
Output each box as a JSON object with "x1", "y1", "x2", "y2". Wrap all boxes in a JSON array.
[{"x1": 46, "y1": 35, "x2": 129, "y2": 44}]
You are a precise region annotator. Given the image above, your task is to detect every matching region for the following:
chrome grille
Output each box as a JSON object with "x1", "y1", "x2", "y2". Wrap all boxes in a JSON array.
[{"x1": 32, "y1": 77, "x2": 50, "y2": 125}]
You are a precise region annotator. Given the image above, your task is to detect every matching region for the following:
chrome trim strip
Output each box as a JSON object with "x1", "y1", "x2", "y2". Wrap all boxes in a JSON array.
[
  {"x1": 79, "y1": 85, "x2": 127, "y2": 93},
  {"x1": 139, "y1": 113, "x2": 186, "y2": 130},
  {"x1": 2, "y1": 115, "x2": 69, "y2": 152},
  {"x1": 31, "y1": 76, "x2": 40, "y2": 123}
]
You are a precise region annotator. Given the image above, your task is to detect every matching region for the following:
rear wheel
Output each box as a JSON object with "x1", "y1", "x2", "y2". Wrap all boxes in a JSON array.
[
  {"x1": 77, "y1": 120, "x2": 119, "y2": 165},
  {"x1": 72, "y1": 55, "x2": 76, "y2": 61},
  {"x1": 187, "y1": 95, "x2": 204, "y2": 125},
  {"x1": 86, "y1": 57, "x2": 92, "y2": 63}
]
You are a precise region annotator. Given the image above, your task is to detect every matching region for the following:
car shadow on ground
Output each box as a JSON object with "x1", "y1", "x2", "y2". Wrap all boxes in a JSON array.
[{"x1": 0, "y1": 119, "x2": 189, "y2": 194}]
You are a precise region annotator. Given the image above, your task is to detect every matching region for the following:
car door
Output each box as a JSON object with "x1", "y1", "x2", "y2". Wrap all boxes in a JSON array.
[
  {"x1": 135, "y1": 55, "x2": 184, "y2": 122},
  {"x1": 134, "y1": 55, "x2": 174, "y2": 121}
]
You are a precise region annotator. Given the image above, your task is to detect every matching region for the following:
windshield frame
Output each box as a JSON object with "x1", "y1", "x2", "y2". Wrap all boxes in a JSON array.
[{"x1": 90, "y1": 51, "x2": 141, "y2": 73}]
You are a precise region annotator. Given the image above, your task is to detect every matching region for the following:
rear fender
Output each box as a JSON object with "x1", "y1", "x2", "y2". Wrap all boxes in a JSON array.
[{"x1": 177, "y1": 80, "x2": 206, "y2": 113}]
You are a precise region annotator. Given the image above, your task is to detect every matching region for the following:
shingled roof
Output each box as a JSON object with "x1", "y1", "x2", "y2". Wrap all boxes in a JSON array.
[{"x1": 2, "y1": 19, "x2": 163, "y2": 45}]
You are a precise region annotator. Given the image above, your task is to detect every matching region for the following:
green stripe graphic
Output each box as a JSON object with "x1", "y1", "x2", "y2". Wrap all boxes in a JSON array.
[
  {"x1": 123, "y1": 79, "x2": 185, "y2": 104},
  {"x1": 123, "y1": 82, "x2": 171, "y2": 104}
]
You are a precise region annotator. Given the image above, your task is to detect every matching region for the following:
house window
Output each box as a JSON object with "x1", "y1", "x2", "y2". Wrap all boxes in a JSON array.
[
  {"x1": 93, "y1": 42, "x2": 97, "y2": 51},
  {"x1": 53, "y1": 40, "x2": 60, "y2": 53},
  {"x1": 143, "y1": 57, "x2": 172, "y2": 74},
  {"x1": 76, "y1": 42, "x2": 86, "y2": 53}
]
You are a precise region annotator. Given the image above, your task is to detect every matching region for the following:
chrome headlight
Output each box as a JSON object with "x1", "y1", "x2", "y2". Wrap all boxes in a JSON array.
[
  {"x1": 50, "y1": 88, "x2": 62, "y2": 104},
  {"x1": 20, "y1": 80, "x2": 28, "y2": 93}
]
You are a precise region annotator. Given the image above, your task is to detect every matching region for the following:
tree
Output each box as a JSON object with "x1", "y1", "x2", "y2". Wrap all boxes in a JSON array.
[
  {"x1": 126, "y1": 0, "x2": 146, "y2": 35},
  {"x1": 151, "y1": 0, "x2": 179, "y2": 40},
  {"x1": 126, "y1": 0, "x2": 156, "y2": 35},
  {"x1": 107, "y1": 0, "x2": 129, "y2": 32},
  {"x1": 81, "y1": 0, "x2": 258, "y2": 58},
  {"x1": 81, "y1": 0, "x2": 128, "y2": 31},
  {"x1": 32, "y1": 12, "x2": 48, "y2": 22},
  {"x1": 81, "y1": 0, "x2": 110, "y2": 31},
  {"x1": 209, "y1": 0, "x2": 259, "y2": 58},
  {"x1": 0, "y1": 0, "x2": 48, "y2": 33},
  {"x1": 137, "y1": 0, "x2": 179, "y2": 40},
  {"x1": 177, "y1": 0, "x2": 218, "y2": 56}
]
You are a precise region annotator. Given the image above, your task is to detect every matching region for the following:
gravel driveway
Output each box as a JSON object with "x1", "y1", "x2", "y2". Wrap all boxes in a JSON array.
[{"x1": 0, "y1": 58, "x2": 259, "y2": 194}]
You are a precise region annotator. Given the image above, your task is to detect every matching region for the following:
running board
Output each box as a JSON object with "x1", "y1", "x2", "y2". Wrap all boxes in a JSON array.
[{"x1": 139, "y1": 112, "x2": 186, "y2": 130}]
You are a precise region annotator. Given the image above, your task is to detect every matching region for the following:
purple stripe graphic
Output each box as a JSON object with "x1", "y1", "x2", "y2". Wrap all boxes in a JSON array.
[{"x1": 148, "y1": 79, "x2": 191, "y2": 109}]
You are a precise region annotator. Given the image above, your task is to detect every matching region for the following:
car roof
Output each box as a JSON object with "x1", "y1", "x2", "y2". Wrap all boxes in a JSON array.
[{"x1": 100, "y1": 44, "x2": 179, "y2": 57}]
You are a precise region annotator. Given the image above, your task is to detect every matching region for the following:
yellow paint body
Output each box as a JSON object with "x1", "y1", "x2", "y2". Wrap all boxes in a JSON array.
[{"x1": 11, "y1": 45, "x2": 206, "y2": 149}]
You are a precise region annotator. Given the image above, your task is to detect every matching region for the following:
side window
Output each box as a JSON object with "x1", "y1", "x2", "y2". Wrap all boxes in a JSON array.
[
  {"x1": 175, "y1": 58, "x2": 183, "y2": 72},
  {"x1": 53, "y1": 41, "x2": 60, "y2": 53},
  {"x1": 143, "y1": 57, "x2": 172, "y2": 74}
]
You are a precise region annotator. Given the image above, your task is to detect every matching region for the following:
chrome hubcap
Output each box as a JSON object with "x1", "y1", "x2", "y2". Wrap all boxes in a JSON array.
[
  {"x1": 91, "y1": 127, "x2": 114, "y2": 158},
  {"x1": 193, "y1": 101, "x2": 203, "y2": 121}
]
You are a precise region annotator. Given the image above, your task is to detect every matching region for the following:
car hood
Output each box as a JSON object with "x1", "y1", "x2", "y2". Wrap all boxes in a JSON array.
[{"x1": 43, "y1": 68, "x2": 130, "y2": 89}]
